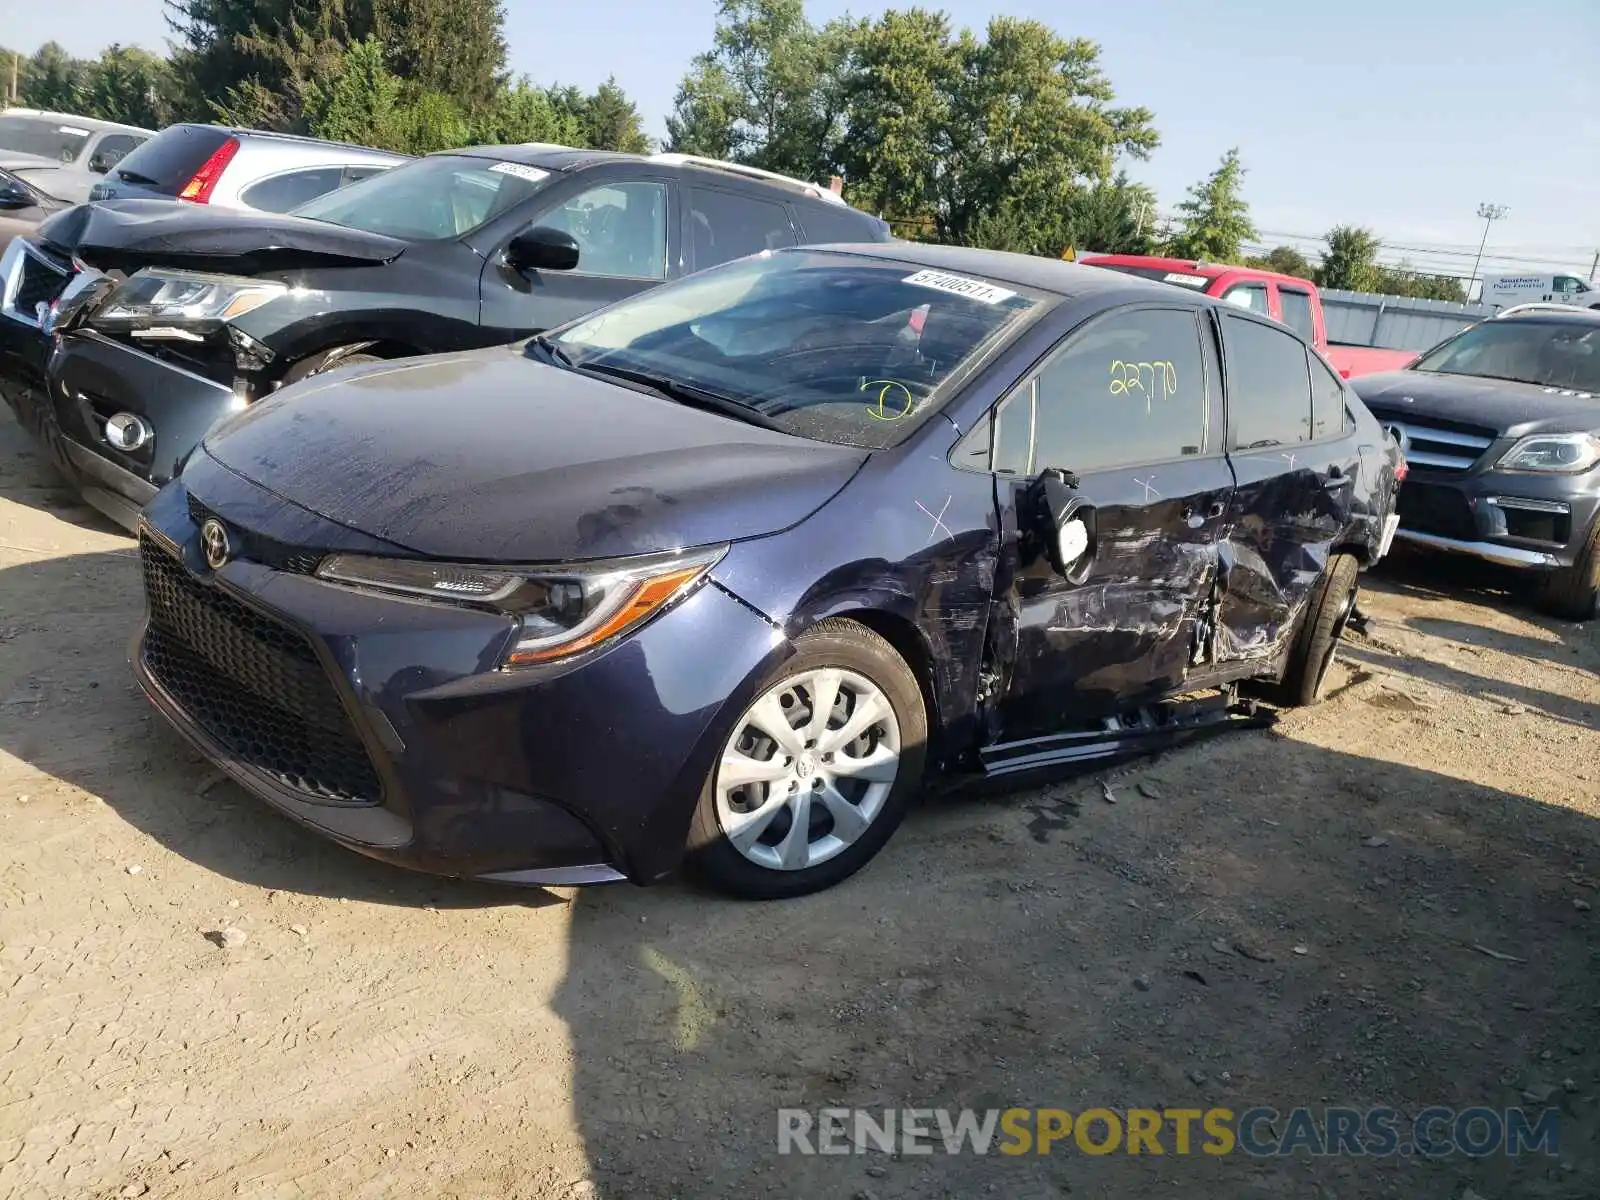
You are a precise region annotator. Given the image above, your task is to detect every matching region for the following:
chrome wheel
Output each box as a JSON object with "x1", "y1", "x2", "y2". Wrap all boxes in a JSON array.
[{"x1": 714, "y1": 667, "x2": 902, "y2": 872}]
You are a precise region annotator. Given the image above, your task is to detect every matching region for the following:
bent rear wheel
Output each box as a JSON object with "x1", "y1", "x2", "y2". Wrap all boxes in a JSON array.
[
  {"x1": 688, "y1": 620, "x2": 927, "y2": 899},
  {"x1": 1271, "y1": 551, "x2": 1361, "y2": 707}
]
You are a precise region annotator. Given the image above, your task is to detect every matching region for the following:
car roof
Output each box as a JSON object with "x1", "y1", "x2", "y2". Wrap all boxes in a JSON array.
[
  {"x1": 0, "y1": 107, "x2": 155, "y2": 136},
  {"x1": 803, "y1": 241, "x2": 1203, "y2": 304},
  {"x1": 168, "y1": 123, "x2": 411, "y2": 159},
  {"x1": 445, "y1": 144, "x2": 856, "y2": 207}
]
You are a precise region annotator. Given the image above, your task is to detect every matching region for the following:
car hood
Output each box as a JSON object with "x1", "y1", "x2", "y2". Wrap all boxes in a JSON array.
[
  {"x1": 34, "y1": 199, "x2": 409, "y2": 275},
  {"x1": 1353, "y1": 370, "x2": 1600, "y2": 437},
  {"x1": 201, "y1": 347, "x2": 869, "y2": 562}
]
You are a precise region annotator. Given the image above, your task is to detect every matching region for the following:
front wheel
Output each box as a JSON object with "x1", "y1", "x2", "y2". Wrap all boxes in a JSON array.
[
  {"x1": 1271, "y1": 551, "x2": 1361, "y2": 707},
  {"x1": 686, "y1": 619, "x2": 927, "y2": 899},
  {"x1": 1539, "y1": 519, "x2": 1600, "y2": 620}
]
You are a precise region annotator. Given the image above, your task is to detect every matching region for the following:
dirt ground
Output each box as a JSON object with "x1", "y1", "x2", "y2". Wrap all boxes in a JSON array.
[{"x1": 1, "y1": 404, "x2": 1596, "y2": 1200}]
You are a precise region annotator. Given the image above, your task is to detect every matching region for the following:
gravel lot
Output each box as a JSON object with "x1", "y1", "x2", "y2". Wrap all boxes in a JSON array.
[{"x1": 1, "y1": 405, "x2": 1596, "y2": 1200}]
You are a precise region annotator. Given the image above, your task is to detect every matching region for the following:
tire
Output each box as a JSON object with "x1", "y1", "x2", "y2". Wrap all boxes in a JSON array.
[
  {"x1": 1270, "y1": 552, "x2": 1361, "y2": 707},
  {"x1": 280, "y1": 346, "x2": 383, "y2": 387},
  {"x1": 686, "y1": 618, "x2": 928, "y2": 899},
  {"x1": 1539, "y1": 518, "x2": 1600, "y2": 621}
]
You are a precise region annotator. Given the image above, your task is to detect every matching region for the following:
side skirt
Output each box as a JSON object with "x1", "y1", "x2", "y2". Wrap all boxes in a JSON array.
[{"x1": 977, "y1": 686, "x2": 1275, "y2": 779}]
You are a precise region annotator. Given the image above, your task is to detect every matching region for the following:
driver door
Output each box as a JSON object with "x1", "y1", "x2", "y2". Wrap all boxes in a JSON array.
[
  {"x1": 980, "y1": 305, "x2": 1235, "y2": 740},
  {"x1": 479, "y1": 176, "x2": 679, "y2": 341}
]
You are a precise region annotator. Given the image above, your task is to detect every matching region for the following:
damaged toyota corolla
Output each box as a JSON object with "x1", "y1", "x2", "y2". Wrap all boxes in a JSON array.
[{"x1": 133, "y1": 244, "x2": 1403, "y2": 898}]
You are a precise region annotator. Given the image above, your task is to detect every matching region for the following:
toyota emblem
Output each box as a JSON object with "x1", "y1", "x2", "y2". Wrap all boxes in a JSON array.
[
  {"x1": 200, "y1": 518, "x2": 231, "y2": 570},
  {"x1": 1384, "y1": 424, "x2": 1409, "y2": 453}
]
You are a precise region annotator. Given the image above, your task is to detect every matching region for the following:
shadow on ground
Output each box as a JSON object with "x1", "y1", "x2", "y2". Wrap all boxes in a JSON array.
[
  {"x1": 554, "y1": 739, "x2": 1600, "y2": 1198},
  {"x1": 0, "y1": 406, "x2": 125, "y2": 538}
]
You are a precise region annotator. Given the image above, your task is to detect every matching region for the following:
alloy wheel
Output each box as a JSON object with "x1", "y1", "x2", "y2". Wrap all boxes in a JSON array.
[{"x1": 714, "y1": 667, "x2": 902, "y2": 872}]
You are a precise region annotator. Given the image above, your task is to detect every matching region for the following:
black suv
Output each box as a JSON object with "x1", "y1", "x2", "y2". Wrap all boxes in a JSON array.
[
  {"x1": 1353, "y1": 305, "x2": 1600, "y2": 617},
  {"x1": 0, "y1": 146, "x2": 890, "y2": 529}
]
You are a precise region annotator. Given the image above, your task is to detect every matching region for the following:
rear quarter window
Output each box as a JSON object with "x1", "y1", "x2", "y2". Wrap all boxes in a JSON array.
[
  {"x1": 240, "y1": 167, "x2": 348, "y2": 213},
  {"x1": 110, "y1": 126, "x2": 230, "y2": 192},
  {"x1": 794, "y1": 202, "x2": 888, "y2": 245}
]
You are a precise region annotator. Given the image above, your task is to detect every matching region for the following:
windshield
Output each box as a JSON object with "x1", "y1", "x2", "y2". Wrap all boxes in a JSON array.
[
  {"x1": 549, "y1": 250, "x2": 1044, "y2": 448},
  {"x1": 0, "y1": 116, "x2": 89, "y2": 164},
  {"x1": 1411, "y1": 319, "x2": 1600, "y2": 393},
  {"x1": 291, "y1": 154, "x2": 550, "y2": 240}
]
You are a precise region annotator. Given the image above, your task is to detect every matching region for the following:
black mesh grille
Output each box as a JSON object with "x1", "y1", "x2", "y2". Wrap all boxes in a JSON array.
[
  {"x1": 1396, "y1": 482, "x2": 1478, "y2": 540},
  {"x1": 139, "y1": 534, "x2": 382, "y2": 805},
  {"x1": 186, "y1": 493, "x2": 323, "y2": 575},
  {"x1": 14, "y1": 254, "x2": 69, "y2": 317}
]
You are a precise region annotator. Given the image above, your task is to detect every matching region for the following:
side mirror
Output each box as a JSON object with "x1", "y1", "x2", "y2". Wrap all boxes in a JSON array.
[
  {"x1": 88, "y1": 151, "x2": 118, "y2": 175},
  {"x1": 0, "y1": 179, "x2": 31, "y2": 210},
  {"x1": 505, "y1": 225, "x2": 580, "y2": 273},
  {"x1": 1027, "y1": 467, "x2": 1097, "y2": 582}
]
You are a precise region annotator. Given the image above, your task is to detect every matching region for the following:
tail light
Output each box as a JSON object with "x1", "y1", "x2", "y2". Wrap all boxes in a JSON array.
[
  {"x1": 178, "y1": 137, "x2": 241, "y2": 204},
  {"x1": 1394, "y1": 458, "x2": 1409, "y2": 483}
]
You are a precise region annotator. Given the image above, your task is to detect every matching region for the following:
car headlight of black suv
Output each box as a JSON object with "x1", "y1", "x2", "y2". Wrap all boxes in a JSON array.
[{"x1": 1495, "y1": 432, "x2": 1600, "y2": 474}]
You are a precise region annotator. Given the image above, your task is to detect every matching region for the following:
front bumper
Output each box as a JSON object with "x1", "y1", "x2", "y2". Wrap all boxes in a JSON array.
[
  {"x1": 130, "y1": 470, "x2": 787, "y2": 885},
  {"x1": 46, "y1": 329, "x2": 243, "y2": 531},
  {"x1": 1391, "y1": 467, "x2": 1599, "y2": 572}
]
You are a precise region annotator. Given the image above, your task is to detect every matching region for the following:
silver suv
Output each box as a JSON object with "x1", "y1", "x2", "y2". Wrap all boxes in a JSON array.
[
  {"x1": 88, "y1": 125, "x2": 409, "y2": 213},
  {"x1": 0, "y1": 108, "x2": 156, "y2": 204}
]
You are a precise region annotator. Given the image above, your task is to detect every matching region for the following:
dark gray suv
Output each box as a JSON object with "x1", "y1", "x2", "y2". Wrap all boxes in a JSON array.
[{"x1": 1353, "y1": 305, "x2": 1600, "y2": 617}]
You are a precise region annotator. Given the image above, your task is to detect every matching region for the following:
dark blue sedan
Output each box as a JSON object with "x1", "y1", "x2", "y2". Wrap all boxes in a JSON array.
[{"x1": 132, "y1": 244, "x2": 1403, "y2": 898}]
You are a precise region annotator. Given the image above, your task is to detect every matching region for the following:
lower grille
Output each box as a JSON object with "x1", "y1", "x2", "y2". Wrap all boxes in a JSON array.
[
  {"x1": 139, "y1": 534, "x2": 381, "y2": 804},
  {"x1": 1396, "y1": 482, "x2": 1478, "y2": 540}
]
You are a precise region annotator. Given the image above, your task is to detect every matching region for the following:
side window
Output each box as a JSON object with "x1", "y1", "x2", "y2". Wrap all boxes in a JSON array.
[
  {"x1": 1279, "y1": 288, "x2": 1315, "y2": 341},
  {"x1": 240, "y1": 167, "x2": 347, "y2": 213},
  {"x1": 538, "y1": 181, "x2": 667, "y2": 279},
  {"x1": 89, "y1": 133, "x2": 142, "y2": 172},
  {"x1": 794, "y1": 203, "x2": 880, "y2": 245},
  {"x1": 1553, "y1": 276, "x2": 1588, "y2": 297},
  {"x1": 995, "y1": 308, "x2": 1209, "y2": 476},
  {"x1": 1222, "y1": 315, "x2": 1313, "y2": 449},
  {"x1": 687, "y1": 187, "x2": 797, "y2": 268},
  {"x1": 1308, "y1": 350, "x2": 1348, "y2": 440},
  {"x1": 1221, "y1": 283, "x2": 1269, "y2": 315}
]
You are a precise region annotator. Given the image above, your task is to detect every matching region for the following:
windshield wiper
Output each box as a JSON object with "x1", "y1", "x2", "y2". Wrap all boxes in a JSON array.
[
  {"x1": 113, "y1": 168, "x2": 159, "y2": 186},
  {"x1": 562, "y1": 360, "x2": 787, "y2": 432},
  {"x1": 528, "y1": 332, "x2": 573, "y2": 367}
]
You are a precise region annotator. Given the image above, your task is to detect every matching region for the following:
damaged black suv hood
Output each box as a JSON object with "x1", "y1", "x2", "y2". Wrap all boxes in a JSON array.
[
  {"x1": 200, "y1": 346, "x2": 868, "y2": 562},
  {"x1": 36, "y1": 199, "x2": 408, "y2": 275},
  {"x1": 1353, "y1": 370, "x2": 1600, "y2": 437}
]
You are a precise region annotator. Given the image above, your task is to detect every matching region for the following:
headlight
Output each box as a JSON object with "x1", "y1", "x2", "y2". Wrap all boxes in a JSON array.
[
  {"x1": 315, "y1": 545, "x2": 728, "y2": 667},
  {"x1": 91, "y1": 268, "x2": 286, "y2": 337},
  {"x1": 1495, "y1": 433, "x2": 1600, "y2": 474}
]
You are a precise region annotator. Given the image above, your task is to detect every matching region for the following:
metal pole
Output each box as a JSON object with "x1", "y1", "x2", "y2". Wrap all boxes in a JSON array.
[
  {"x1": 1590, "y1": 249, "x2": 1599, "y2": 280},
  {"x1": 1470, "y1": 202, "x2": 1508, "y2": 295}
]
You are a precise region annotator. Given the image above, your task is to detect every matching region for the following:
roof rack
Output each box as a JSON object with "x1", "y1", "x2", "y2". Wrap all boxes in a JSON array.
[
  {"x1": 1491, "y1": 302, "x2": 1598, "y2": 320},
  {"x1": 647, "y1": 152, "x2": 846, "y2": 205}
]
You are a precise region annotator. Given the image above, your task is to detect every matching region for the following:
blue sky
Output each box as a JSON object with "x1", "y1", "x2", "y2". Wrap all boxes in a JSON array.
[{"x1": 6, "y1": 0, "x2": 1597, "y2": 275}]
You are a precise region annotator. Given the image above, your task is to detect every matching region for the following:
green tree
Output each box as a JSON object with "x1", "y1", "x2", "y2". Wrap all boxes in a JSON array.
[
  {"x1": 574, "y1": 77, "x2": 651, "y2": 153},
  {"x1": 302, "y1": 35, "x2": 403, "y2": 147},
  {"x1": 1167, "y1": 148, "x2": 1255, "y2": 262},
  {"x1": 1373, "y1": 262, "x2": 1468, "y2": 303},
  {"x1": 388, "y1": 89, "x2": 471, "y2": 153},
  {"x1": 1064, "y1": 173, "x2": 1158, "y2": 256},
  {"x1": 1316, "y1": 224, "x2": 1383, "y2": 291},
  {"x1": 663, "y1": 61, "x2": 741, "y2": 159},
  {"x1": 1244, "y1": 244, "x2": 1313, "y2": 278},
  {"x1": 372, "y1": 0, "x2": 506, "y2": 114},
  {"x1": 19, "y1": 42, "x2": 86, "y2": 111},
  {"x1": 80, "y1": 46, "x2": 178, "y2": 128},
  {"x1": 472, "y1": 77, "x2": 583, "y2": 147},
  {"x1": 664, "y1": 0, "x2": 853, "y2": 181}
]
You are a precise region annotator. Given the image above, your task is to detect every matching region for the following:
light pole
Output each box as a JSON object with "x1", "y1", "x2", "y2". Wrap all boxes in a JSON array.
[{"x1": 1471, "y1": 203, "x2": 1508, "y2": 298}]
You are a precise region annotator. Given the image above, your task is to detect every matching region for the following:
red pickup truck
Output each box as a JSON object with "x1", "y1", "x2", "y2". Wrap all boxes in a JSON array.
[{"x1": 1078, "y1": 254, "x2": 1417, "y2": 379}]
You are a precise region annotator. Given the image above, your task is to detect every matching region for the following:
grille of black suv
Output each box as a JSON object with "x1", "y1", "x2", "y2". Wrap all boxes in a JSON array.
[
  {"x1": 138, "y1": 533, "x2": 381, "y2": 805},
  {"x1": 1395, "y1": 481, "x2": 1478, "y2": 541},
  {"x1": 1366, "y1": 406, "x2": 1498, "y2": 476},
  {"x1": 9, "y1": 250, "x2": 70, "y2": 323}
]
